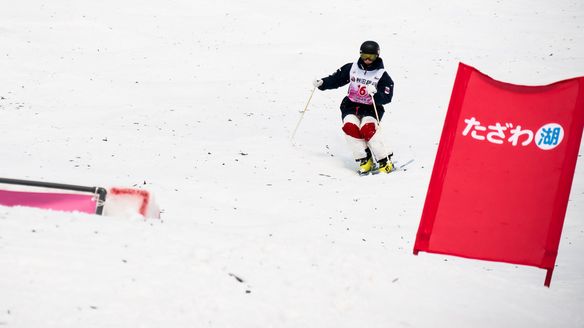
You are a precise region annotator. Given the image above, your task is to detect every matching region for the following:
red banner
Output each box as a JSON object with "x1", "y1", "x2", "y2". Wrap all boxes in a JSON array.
[{"x1": 414, "y1": 63, "x2": 584, "y2": 286}]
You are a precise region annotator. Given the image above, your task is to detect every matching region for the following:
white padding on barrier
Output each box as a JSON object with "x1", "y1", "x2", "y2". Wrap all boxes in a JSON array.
[{"x1": 103, "y1": 187, "x2": 160, "y2": 219}]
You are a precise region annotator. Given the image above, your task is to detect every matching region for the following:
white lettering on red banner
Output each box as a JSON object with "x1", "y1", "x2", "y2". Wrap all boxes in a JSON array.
[{"x1": 462, "y1": 117, "x2": 564, "y2": 150}]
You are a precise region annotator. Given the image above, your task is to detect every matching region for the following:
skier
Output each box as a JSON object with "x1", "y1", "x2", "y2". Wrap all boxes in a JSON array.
[{"x1": 313, "y1": 41, "x2": 395, "y2": 175}]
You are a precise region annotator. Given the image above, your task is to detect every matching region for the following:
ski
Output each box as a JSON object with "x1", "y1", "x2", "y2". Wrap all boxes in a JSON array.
[
  {"x1": 358, "y1": 170, "x2": 371, "y2": 176},
  {"x1": 394, "y1": 158, "x2": 415, "y2": 171},
  {"x1": 359, "y1": 159, "x2": 415, "y2": 176}
]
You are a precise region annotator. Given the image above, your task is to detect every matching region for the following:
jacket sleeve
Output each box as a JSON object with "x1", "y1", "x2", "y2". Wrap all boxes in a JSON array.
[
  {"x1": 373, "y1": 72, "x2": 394, "y2": 105},
  {"x1": 318, "y1": 63, "x2": 352, "y2": 90}
]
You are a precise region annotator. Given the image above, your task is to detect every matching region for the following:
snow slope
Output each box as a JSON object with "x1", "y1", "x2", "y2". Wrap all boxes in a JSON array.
[{"x1": 1, "y1": 0, "x2": 583, "y2": 327}]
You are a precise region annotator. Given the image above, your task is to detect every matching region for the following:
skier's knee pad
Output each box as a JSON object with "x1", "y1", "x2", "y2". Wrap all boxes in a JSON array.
[
  {"x1": 342, "y1": 114, "x2": 362, "y2": 139},
  {"x1": 360, "y1": 116, "x2": 378, "y2": 141},
  {"x1": 360, "y1": 122, "x2": 377, "y2": 141},
  {"x1": 342, "y1": 122, "x2": 362, "y2": 139}
]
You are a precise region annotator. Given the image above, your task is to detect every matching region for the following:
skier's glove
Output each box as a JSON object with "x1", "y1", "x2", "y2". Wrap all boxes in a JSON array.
[
  {"x1": 366, "y1": 84, "x2": 377, "y2": 95},
  {"x1": 313, "y1": 79, "x2": 323, "y2": 88}
]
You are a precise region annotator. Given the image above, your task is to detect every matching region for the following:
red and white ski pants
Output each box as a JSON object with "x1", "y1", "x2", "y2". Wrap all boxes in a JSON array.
[{"x1": 342, "y1": 114, "x2": 391, "y2": 161}]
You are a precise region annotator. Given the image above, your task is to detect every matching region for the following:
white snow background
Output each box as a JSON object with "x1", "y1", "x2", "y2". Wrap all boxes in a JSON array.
[{"x1": 1, "y1": 0, "x2": 584, "y2": 327}]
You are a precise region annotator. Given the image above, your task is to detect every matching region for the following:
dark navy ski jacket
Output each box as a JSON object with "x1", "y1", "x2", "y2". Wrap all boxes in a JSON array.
[{"x1": 318, "y1": 57, "x2": 394, "y2": 106}]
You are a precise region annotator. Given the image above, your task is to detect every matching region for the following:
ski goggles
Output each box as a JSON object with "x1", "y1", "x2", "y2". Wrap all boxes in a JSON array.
[{"x1": 360, "y1": 53, "x2": 378, "y2": 61}]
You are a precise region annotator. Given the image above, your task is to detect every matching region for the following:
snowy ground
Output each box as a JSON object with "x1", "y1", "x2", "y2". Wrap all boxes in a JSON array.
[{"x1": 1, "y1": 0, "x2": 583, "y2": 327}]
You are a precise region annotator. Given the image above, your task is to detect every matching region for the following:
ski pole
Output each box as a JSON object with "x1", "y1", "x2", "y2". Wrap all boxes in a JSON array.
[
  {"x1": 371, "y1": 96, "x2": 381, "y2": 123},
  {"x1": 290, "y1": 86, "x2": 317, "y2": 142},
  {"x1": 370, "y1": 94, "x2": 383, "y2": 161}
]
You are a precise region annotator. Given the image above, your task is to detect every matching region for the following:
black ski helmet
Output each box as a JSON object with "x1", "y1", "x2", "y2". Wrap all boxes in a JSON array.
[{"x1": 360, "y1": 41, "x2": 380, "y2": 55}]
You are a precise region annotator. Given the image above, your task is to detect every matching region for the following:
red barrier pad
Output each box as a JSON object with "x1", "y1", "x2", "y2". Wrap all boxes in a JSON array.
[{"x1": 0, "y1": 189, "x2": 98, "y2": 214}]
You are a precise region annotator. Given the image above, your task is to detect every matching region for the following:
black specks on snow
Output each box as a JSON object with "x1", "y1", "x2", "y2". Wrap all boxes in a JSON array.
[{"x1": 228, "y1": 273, "x2": 244, "y2": 283}]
